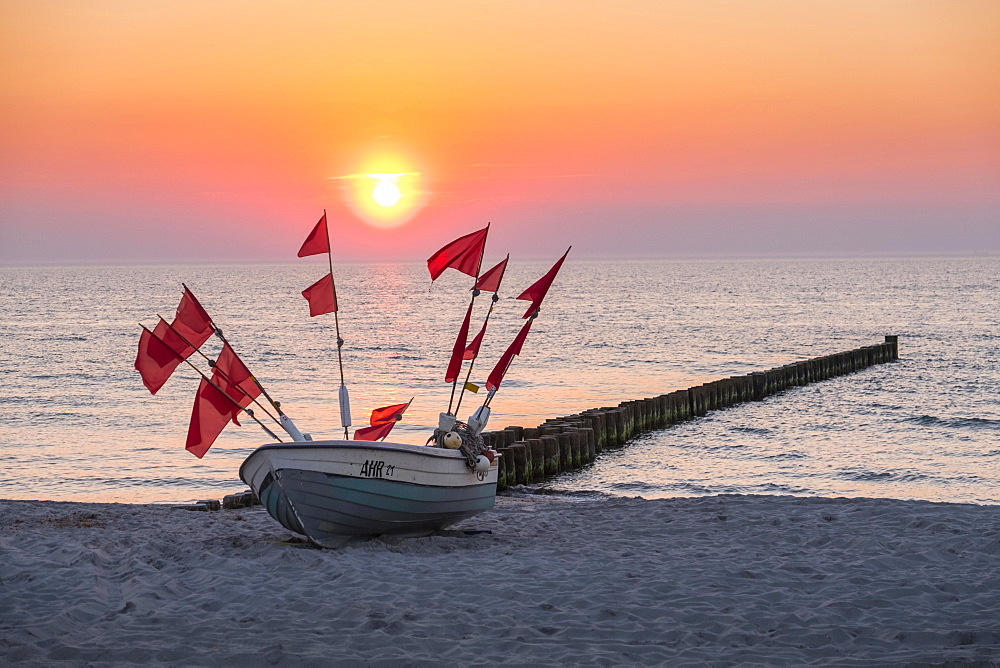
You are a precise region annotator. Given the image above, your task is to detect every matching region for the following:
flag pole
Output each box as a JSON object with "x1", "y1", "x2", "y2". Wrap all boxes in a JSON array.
[
  {"x1": 140, "y1": 325, "x2": 283, "y2": 442},
  {"x1": 181, "y1": 283, "x2": 287, "y2": 418},
  {"x1": 453, "y1": 254, "x2": 507, "y2": 417},
  {"x1": 322, "y1": 210, "x2": 350, "y2": 439},
  {"x1": 210, "y1": 328, "x2": 286, "y2": 419},
  {"x1": 446, "y1": 223, "x2": 489, "y2": 416},
  {"x1": 452, "y1": 296, "x2": 494, "y2": 417},
  {"x1": 156, "y1": 316, "x2": 282, "y2": 428},
  {"x1": 445, "y1": 296, "x2": 475, "y2": 415}
]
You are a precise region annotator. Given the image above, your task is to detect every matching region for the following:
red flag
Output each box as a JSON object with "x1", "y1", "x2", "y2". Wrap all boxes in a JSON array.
[
  {"x1": 486, "y1": 319, "x2": 533, "y2": 392},
  {"x1": 134, "y1": 326, "x2": 184, "y2": 394},
  {"x1": 147, "y1": 318, "x2": 198, "y2": 384},
  {"x1": 445, "y1": 302, "x2": 473, "y2": 383},
  {"x1": 473, "y1": 255, "x2": 508, "y2": 293},
  {"x1": 354, "y1": 401, "x2": 410, "y2": 441},
  {"x1": 134, "y1": 288, "x2": 214, "y2": 394},
  {"x1": 368, "y1": 402, "x2": 410, "y2": 426},
  {"x1": 427, "y1": 226, "x2": 489, "y2": 281},
  {"x1": 153, "y1": 318, "x2": 192, "y2": 356},
  {"x1": 353, "y1": 421, "x2": 397, "y2": 442},
  {"x1": 212, "y1": 343, "x2": 261, "y2": 424},
  {"x1": 302, "y1": 273, "x2": 338, "y2": 316},
  {"x1": 516, "y1": 248, "x2": 570, "y2": 318},
  {"x1": 173, "y1": 287, "x2": 214, "y2": 349},
  {"x1": 186, "y1": 377, "x2": 237, "y2": 458},
  {"x1": 464, "y1": 320, "x2": 487, "y2": 360},
  {"x1": 185, "y1": 343, "x2": 262, "y2": 457},
  {"x1": 297, "y1": 213, "x2": 330, "y2": 258}
]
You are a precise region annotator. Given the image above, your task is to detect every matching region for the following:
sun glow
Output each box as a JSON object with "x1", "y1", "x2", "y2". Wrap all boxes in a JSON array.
[
  {"x1": 333, "y1": 143, "x2": 428, "y2": 229},
  {"x1": 372, "y1": 179, "x2": 402, "y2": 207}
]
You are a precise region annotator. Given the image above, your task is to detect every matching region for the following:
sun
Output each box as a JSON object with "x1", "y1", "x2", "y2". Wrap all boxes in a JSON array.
[
  {"x1": 332, "y1": 142, "x2": 429, "y2": 229},
  {"x1": 372, "y1": 179, "x2": 402, "y2": 207}
]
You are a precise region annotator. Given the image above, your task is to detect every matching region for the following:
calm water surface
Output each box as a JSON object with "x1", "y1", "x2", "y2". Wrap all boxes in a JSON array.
[{"x1": 0, "y1": 257, "x2": 997, "y2": 504}]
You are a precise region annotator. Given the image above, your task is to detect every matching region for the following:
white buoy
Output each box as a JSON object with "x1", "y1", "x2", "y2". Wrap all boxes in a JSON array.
[
  {"x1": 467, "y1": 405, "x2": 491, "y2": 435},
  {"x1": 474, "y1": 455, "x2": 491, "y2": 473},
  {"x1": 339, "y1": 384, "x2": 352, "y2": 428},
  {"x1": 279, "y1": 415, "x2": 306, "y2": 442},
  {"x1": 438, "y1": 412, "x2": 456, "y2": 432}
]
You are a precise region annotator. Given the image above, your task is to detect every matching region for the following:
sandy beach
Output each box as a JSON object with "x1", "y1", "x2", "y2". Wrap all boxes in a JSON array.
[{"x1": 1, "y1": 493, "x2": 998, "y2": 665}]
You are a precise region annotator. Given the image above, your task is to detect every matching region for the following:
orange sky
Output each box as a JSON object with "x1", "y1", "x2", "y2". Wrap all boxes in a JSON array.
[{"x1": 2, "y1": 0, "x2": 998, "y2": 262}]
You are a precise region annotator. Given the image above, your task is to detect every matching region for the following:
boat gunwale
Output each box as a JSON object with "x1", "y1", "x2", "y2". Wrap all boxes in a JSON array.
[{"x1": 239, "y1": 439, "x2": 474, "y2": 485}]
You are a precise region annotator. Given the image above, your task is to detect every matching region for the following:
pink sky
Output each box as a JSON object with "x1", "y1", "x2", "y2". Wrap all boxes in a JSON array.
[{"x1": 1, "y1": 1, "x2": 998, "y2": 263}]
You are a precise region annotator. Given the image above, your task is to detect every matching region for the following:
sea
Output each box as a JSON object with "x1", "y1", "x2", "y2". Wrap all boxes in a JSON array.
[{"x1": 1, "y1": 257, "x2": 998, "y2": 505}]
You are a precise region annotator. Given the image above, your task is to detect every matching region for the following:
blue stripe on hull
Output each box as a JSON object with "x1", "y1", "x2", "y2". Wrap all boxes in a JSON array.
[{"x1": 276, "y1": 469, "x2": 496, "y2": 541}]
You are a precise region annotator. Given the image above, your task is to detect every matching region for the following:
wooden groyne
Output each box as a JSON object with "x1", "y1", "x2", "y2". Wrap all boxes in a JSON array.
[{"x1": 482, "y1": 335, "x2": 899, "y2": 492}]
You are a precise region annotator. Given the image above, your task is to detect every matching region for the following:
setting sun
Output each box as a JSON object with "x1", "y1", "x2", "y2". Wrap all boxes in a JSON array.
[
  {"x1": 332, "y1": 143, "x2": 427, "y2": 229},
  {"x1": 371, "y1": 177, "x2": 402, "y2": 207}
]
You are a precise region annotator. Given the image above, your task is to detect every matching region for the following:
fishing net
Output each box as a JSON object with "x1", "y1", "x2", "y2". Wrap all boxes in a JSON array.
[{"x1": 428, "y1": 420, "x2": 487, "y2": 468}]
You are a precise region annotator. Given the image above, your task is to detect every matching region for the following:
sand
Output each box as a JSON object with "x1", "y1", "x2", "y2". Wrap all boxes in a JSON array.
[{"x1": 1, "y1": 493, "x2": 999, "y2": 666}]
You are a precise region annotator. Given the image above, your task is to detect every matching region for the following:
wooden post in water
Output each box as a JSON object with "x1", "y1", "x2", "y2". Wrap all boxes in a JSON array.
[
  {"x1": 579, "y1": 427, "x2": 596, "y2": 461},
  {"x1": 885, "y1": 334, "x2": 898, "y2": 360},
  {"x1": 584, "y1": 410, "x2": 607, "y2": 451},
  {"x1": 659, "y1": 394, "x2": 673, "y2": 425},
  {"x1": 566, "y1": 429, "x2": 582, "y2": 468},
  {"x1": 509, "y1": 442, "x2": 529, "y2": 484},
  {"x1": 495, "y1": 446, "x2": 508, "y2": 491},
  {"x1": 656, "y1": 394, "x2": 667, "y2": 426},
  {"x1": 555, "y1": 432, "x2": 572, "y2": 471},
  {"x1": 539, "y1": 435, "x2": 560, "y2": 475},
  {"x1": 673, "y1": 390, "x2": 690, "y2": 421},
  {"x1": 613, "y1": 408, "x2": 628, "y2": 445},
  {"x1": 526, "y1": 439, "x2": 545, "y2": 481},
  {"x1": 616, "y1": 402, "x2": 632, "y2": 440},
  {"x1": 504, "y1": 426, "x2": 524, "y2": 441},
  {"x1": 598, "y1": 410, "x2": 616, "y2": 447},
  {"x1": 499, "y1": 446, "x2": 515, "y2": 485},
  {"x1": 705, "y1": 382, "x2": 718, "y2": 411}
]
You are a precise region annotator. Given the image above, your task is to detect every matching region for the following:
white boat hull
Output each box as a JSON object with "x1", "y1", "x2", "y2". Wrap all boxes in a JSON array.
[{"x1": 239, "y1": 440, "x2": 498, "y2": 547}]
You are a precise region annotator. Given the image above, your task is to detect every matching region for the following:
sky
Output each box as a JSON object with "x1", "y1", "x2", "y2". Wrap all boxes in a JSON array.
[{"x1": 1, "y1": 0, "x2": 998, "y2": 263}]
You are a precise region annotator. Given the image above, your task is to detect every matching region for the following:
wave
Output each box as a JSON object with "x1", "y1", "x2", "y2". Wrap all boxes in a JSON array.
[
  {"x1": 65, "y1": 476, "x2": 223, "y2": 488},
  {"x1": 744, "y1": 482, "x2": 811, "y2": 495},
  {"x1": 609, "y1": 481, "x2": 660, "y2": 492},
  {"x1": 660, "y1": 482, "x2": 717, "y2": 495},
  {"x1": 514, "y1": 487, "x2": 610, "y2": 500},
  {"x1": 837, "y1": 468, "x2": 930, "y2": 483},
  {"x1": 729, "y1": 426, "x2": 772, "y2": 435},
  {"x1": 763, "y1": 451, "x2": 807, "y2": 461},
  {"x1": 868, "y1": 402, "x2": 903, "y2": 410},
  {"x1": 905, "y1": 415, "x2": 1000, "y2": 430}
]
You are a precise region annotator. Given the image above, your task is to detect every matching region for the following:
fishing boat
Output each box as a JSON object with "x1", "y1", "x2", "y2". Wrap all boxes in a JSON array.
[
  {"x1": 135, "y1": 216, "x2": 567, "y2": 547},
  {"x1": 239, "y1": 438, "x2": 498, "y2": 548}
]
